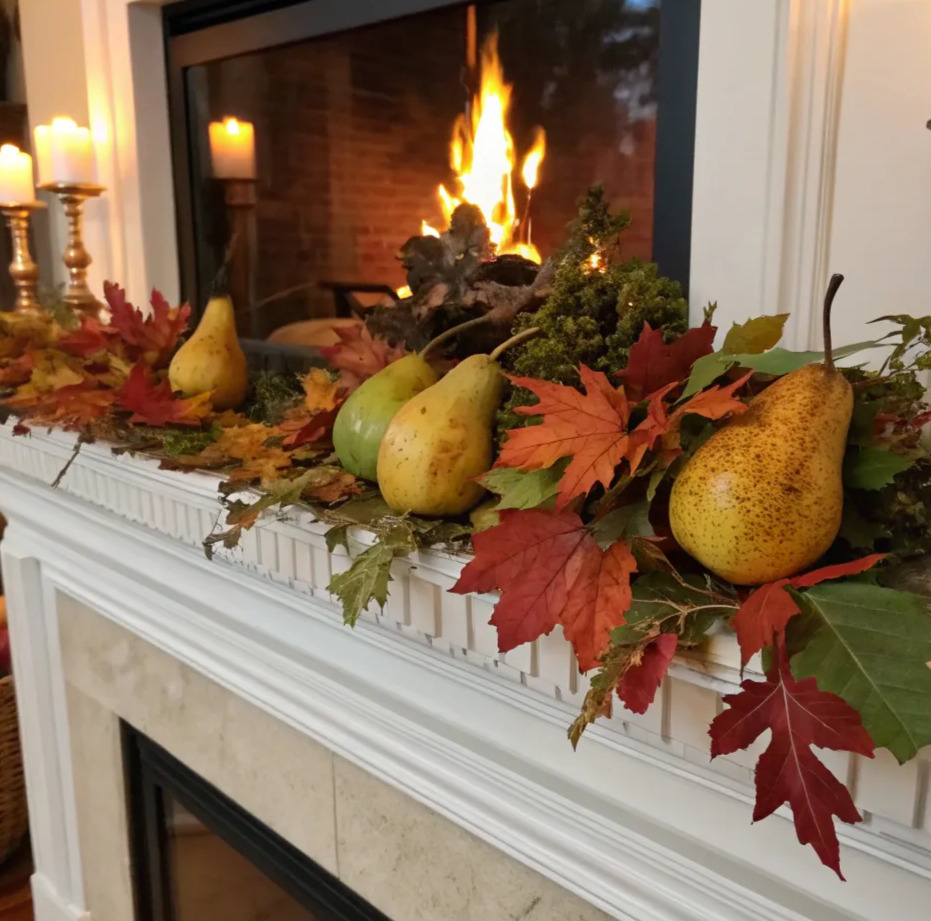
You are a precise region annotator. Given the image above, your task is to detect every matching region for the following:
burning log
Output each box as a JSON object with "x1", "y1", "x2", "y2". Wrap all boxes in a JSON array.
[{"x1": 360, "y1": 204, "x2": 553, "y2": 356}]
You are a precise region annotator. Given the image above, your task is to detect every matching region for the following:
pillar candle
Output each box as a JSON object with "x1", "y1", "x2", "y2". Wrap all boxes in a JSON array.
[
  {"x1": 209, "y1": 118, "x2": 256, "y2": 179},
  {"x1": 0, "y1": 146, "x2": 35, "y2": 204},
  {"x1": 33, "y1": 117, "x2": 95, "y2": 185}
]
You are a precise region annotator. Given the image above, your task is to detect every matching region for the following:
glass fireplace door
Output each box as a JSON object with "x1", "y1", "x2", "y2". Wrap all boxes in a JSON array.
[{"x1": 164, "y1": 0, "x2": 699, "y2": 340}]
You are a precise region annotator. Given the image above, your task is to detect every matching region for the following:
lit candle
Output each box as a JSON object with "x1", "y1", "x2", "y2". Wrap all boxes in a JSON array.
[
  {"x1": 0, "y1": 145, "x2": 36, "y2": 204},
  {"x1": 209, "y1": 118, "x2": 256, "y2": 180},
  {"x1": 33, "y1": 117, "x2": 95, "y2": 185}
]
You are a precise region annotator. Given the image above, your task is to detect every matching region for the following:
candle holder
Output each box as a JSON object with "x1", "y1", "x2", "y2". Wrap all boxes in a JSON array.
[
  {"x1": 220, "y1": 178, "x2": 259, "y2": 338},
  {"x1": 0, "y1": 201, "x2": 47, "y2": 313},
  {"x1": 39, "y1": 181, "x2": 106, "y2": 315}
]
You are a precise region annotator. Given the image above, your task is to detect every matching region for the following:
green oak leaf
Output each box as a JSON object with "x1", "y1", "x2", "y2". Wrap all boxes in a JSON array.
[
  {"x1": 591, "y1": 501, "x2": 654, "y2": 548},
  {"x1": 611, "y1": 572, "x2": 734, "y2": 647},
  {"x1": 843, "y1": 446, "x2": 916, "y2": 491},
  {"x1": 478, "y1": 460, "x2": 568, "y2": 511},
  {"x1": 327, "y1": 523, "x2": 417, "y2": 625},
  {"x1": 787, "y1": 582, "x2": 931, "y2": 763},
  {"x1": 325, "y1": 524, "x2": 350, "y2": 554},
  {"x1": 722, "y1": 314, "x2": 789, "y2": 354},
  {"x1": 839, "y1": 500, "x2": 890, "y2": 551},
  {"x1": 681, "y1": 340, "x2": 882, "y2": 399},
  {"x1": 328, "y1": 542, "x2": 394, "y2": 626}
]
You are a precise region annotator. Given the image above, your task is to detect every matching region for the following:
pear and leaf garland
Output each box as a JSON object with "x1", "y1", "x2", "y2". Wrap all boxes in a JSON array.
[{"x1": 1, "y1": 222, "x2": 930, "y2": 878}]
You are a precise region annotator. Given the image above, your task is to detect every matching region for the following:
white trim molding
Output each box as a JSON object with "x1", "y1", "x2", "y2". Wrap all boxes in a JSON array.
[{"x1": 0, "y1": 425, "x2": 928, "y2": 921}]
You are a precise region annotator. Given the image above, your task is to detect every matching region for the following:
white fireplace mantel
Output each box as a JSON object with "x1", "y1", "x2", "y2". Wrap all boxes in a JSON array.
[{"x1": 0, "y1": 423, "x2": 928, "y2": 921}]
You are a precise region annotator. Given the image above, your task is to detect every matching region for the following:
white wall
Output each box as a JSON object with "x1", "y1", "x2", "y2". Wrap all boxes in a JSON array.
[{"x1": 829, "y1": 0, "x2": 931, "y2": 347}]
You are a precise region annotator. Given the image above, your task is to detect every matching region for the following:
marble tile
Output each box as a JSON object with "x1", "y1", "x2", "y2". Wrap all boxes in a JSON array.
[
  {"x1": 333, "y1": 756, "x2": 613, "y2": 921},
  {"x1": 58, "y1": 595, "x2": 338, "y2": 873},
  {"x1": 66, "y1": 686, "x2": 136, "y2": 921}
]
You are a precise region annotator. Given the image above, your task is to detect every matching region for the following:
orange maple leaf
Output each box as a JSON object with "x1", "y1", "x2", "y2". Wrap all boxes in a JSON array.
[
  {"x1": 452, "y1": 508, "x2": 637, "y2": 670},
  {"x1": 497, "y1": 366, "x2": 670, "y2": 508},
  {"x1": 300, "y1": 367, "x2": 341, "y2": 412},
  {"x1": 3, "y1": 380, "x2": 116, "y2": 428}
]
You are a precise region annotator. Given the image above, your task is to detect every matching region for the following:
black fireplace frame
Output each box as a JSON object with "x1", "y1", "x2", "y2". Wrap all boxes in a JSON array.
[
  {"x1": 162, "y1": 0, "x2": 702, "y2": 318},
  {"x1": 123, "y1": 722, "x2": 393, "y2": 921}
]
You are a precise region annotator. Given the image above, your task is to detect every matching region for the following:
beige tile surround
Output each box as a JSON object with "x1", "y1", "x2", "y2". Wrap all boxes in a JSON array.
[{"x1": 58, "y1": 595, "x2": 612, "y2": 921}]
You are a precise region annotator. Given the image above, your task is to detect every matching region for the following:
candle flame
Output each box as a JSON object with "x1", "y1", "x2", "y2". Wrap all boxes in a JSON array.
[
  {"x1": 0, "y1": 145, "x2": 20, "y2": 157},
  {"x1": 224, "y1": 117, "x2": 242, "y2": 136},
  {"x1": 51, "y1": 117, "x2": 78, "y2": 131}
]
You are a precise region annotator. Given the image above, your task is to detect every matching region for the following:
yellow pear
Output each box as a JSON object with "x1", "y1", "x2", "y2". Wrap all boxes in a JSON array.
[
  {"x1": 169, "y1": 294, "x2": 248, "y2": 411},
  {"x1": 669, "y1": 275, "x2": 853, "y2": 585},
  {"x1": 377, "y1": 329, "x2": 538, "y2": 516}
]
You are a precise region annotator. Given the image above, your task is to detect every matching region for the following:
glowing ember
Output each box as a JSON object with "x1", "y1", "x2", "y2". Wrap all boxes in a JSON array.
[
  {"x1": 396, "y1": 285, "x2": 413, "y2": 299},
  {"x1": 425, "y1": 33, "x2": 545, "y2": 263}
]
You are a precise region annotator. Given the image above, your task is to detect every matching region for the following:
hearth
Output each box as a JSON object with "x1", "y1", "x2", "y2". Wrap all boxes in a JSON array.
[
  {"x1": 164, "y1": 0, "x2": 700, "y2": 340},
  {"x1": 124, "y1": 725, "x2": 393, "y2": 921}
]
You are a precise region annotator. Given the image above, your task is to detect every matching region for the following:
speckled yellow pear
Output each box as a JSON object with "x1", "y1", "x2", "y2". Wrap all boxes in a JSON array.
[
  {"x1": 377, "y1": 329, "x2": 539, "y2": 517},
  {"x1": 168, "y1": 294, "x2": 249, "y2": 411},
  {"x1": 669, "y1": 275, "x2": 853, "y2": 585}
]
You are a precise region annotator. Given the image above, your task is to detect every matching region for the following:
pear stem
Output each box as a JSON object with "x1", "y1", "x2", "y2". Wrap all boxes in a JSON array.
[
  {"x1": 490, "y1": 327, "x2": 542, "y2": 361},
  {"x1": 822, "y1": 273, "x2": 844, "y2": 372},
  {"x1": 419, "y1": 316, "x2": 492, "y2": 360}
]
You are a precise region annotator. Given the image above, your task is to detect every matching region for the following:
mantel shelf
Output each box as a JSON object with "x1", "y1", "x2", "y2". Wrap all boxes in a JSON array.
[{"x1": 0, "y1": 422, "x2": 929, "y2": 921}]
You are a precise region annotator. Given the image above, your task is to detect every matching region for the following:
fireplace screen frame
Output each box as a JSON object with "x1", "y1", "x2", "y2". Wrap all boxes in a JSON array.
[
  {"x1": 122, "y1": 723, "x2": 394, "y2": 921},
  {"x1": 163, "y1": 0, "x2": 702, "y2": 324}
]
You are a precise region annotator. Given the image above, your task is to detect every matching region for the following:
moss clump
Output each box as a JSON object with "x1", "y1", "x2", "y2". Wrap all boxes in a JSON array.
[{"x1": 496, "y1": 186, "x2": 689, "y2": 437}]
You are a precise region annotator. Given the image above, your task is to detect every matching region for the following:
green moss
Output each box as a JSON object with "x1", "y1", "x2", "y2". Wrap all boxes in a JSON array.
[{"x1": 496, "y1": 186, "x2": 689, "y2": 437}]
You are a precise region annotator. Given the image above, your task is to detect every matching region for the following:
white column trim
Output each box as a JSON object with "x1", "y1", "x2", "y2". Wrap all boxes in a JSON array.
[{"x1": 763, "y1": 0, "x2": 851, "y2": 349}]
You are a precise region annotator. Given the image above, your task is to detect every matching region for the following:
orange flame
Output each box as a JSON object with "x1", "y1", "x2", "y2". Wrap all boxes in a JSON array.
[{"x1": 426, "y1": 33, "x2": 545, "y2": 263}]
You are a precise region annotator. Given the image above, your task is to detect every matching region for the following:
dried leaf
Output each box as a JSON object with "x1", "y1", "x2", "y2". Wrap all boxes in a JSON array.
[
  {"x1": 319, "y1": 324, "x2": 407, "y2": 390},
  {"x1": 117, "y1": 362, "x2": 211, "y2": 427},
  {"x1": 104, "y1": 282, "x2": 190, "y2": 366},
  {"x1": 616, "y1": 634, "x2": 677, "y2": 713}
]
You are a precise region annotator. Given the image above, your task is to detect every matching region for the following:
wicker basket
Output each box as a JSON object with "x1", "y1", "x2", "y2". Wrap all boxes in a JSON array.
[{"x1": 0, "y1": 674, "x2": 27, "y2": 863}]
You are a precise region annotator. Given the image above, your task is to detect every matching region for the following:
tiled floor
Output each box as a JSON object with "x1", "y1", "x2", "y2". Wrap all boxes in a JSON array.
[{"x1": 0, "y1": 843, "x2": 32, "y2": 921}]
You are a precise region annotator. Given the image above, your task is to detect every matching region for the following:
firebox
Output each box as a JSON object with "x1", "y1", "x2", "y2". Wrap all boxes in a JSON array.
[
  {"x1": 163, "y1": 0, "x2": 700, "y2": 345},
  {"x1": 124, "y1": 724, "x2": 394, "y2": 921}
]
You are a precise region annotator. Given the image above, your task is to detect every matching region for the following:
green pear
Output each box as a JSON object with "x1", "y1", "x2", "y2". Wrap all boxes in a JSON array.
[
  {"x1": 669, "y1": 275, "x2": 853, "y2": 584},
  {"x1": 333, "y1": 354, "x2": 438, "y2": 481}
]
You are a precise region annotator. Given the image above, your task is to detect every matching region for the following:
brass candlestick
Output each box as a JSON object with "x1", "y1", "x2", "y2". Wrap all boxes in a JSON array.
[
  {"x1": 39, "y1": 181, "x2": 106, "y2": 315},
  {"x1": 0, "y1": 201, "x2": 47, "y2": 313}
]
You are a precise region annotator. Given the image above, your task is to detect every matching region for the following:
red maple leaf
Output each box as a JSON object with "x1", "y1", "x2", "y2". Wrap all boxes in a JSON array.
[
  {"x1": 617, "y1": 320, "x2": 716, "y2": 402},
  {"x1": 104, "y1": 282, "x2": 191, "y2": 366},
  {"x1": 497, "y1": 366, "x2": 669, "y2": 508},
  {"x1": 117, "y1": 362, "x2": 211, "y2": 427},
  {"x1": 732, "y1": 554, "x2": 885, "y2": 665},
  {"x1": 58, "y1": 315, "x2": 113, "y2": 358},
  {"x1": 617, "y1": 634, "x2": 678, "y2": 714},
  {"x1": 280, "y1": 405, "x2": 343, "y2": 448},
  {"x1": 452, "y1": 508, "x2": 637, "y2": 669},
  {"x1": 710, "y1": 645, "x2": 874, "y2": 878},
  {"x1": 0, "y1": 348, "x2": 36, "y2": 385},
  {"x1": 319, "y1": 324, "x2": 407, "y2": 390}
]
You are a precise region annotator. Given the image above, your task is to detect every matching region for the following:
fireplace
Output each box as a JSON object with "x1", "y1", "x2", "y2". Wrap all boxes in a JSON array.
[
  {"x1": 124, "y1": 725, "x2": 393, "y2": 921},
  {"x1": 163, "y1": 0, "x2": 700, "y2": 340}
]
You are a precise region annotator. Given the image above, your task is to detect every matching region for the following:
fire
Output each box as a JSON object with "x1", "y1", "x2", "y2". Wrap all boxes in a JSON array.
[
  {"x1": 396, "y1": 285, "x2": 413, "y2": 299},
  {"x1": 425, "y1": 33, "x2": 545, "y2": 262}
]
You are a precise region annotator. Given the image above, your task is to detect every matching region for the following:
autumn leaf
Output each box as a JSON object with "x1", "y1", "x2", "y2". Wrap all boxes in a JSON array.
[
  {"x1": 452, "y1": 507, "x2": 637, "y2": 669},
  {"x1": 0, "y1": 348, "x2": 37, "y2": 386},
  {"x1": 710, "y1": 645, "x2": 874, "y2": 878},
  {"x1": 58, "y1": 315, "x2": 113, "y2": 359},
  {"x1": 295, "y1": 465, "x2": 360, "y2": 504},
  {"x1": 616, "y1": 633, "x2": 677, "y2": 714},
  {"x1": 655, "y1": 372, "x2": 752, "y2": 467},
  {"x1": 104, "y1": 282, "x2": 190, "y2": 366},
  {"x1": 117, "y1": 362, "x2": 211, "y2": 427},
  {"x1": 498, "y1": 366, "x2": 668, "y2": 508},
  {"x1": 279, "y1": 405, "x2": 342, "y2": 448},
  {"x1": 618, "y1": 320, "x2": 716, "y2": 402},
  {"x1": 732, "y1": 553, "x2": 885, "y2": 666},
  {"x1": 300, "y1": 367, "x2": 341, "y2": 412},
  {"x1": 319, "y1": 324, "x2": 406, "y2": 390},
  {"x1": 3, "y1": 380, "x2": 116, "y2": 428}
]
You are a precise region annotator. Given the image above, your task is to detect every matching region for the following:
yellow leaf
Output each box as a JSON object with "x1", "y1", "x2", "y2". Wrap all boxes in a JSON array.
[
  {"x1": 29, "y1": 350, "x2": 87, "y2": 392},
  {"x1": 301, "y1": 367, "x2": 340, "y2": 412}
]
